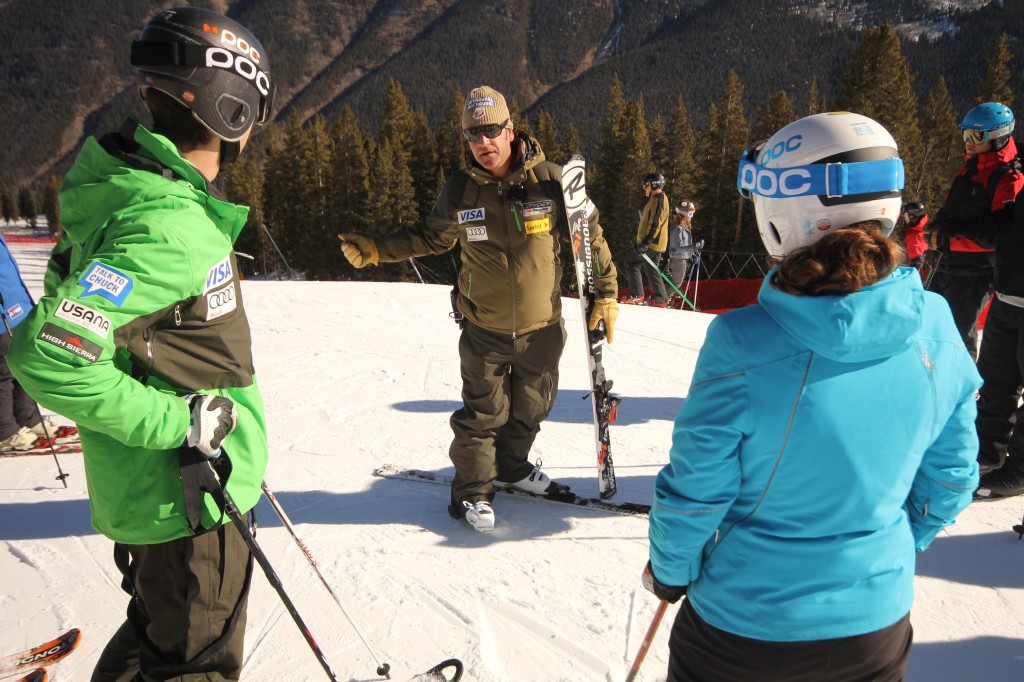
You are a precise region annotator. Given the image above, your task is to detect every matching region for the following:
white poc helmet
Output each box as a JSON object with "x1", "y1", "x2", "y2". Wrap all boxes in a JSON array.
[{"x1": 737, "y1": 112, "x2": 904, "y2": 258}]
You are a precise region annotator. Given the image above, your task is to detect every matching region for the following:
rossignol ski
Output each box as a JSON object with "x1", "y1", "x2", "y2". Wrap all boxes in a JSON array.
[
  {"x1": 374, "y1": 465, "x2": 650, "y2": 518},
  {"x1": 561, "y1": 155, "x2": 621, "y2": 499},
  {"x1": 0, "y1": 629, "x2": 81, "y2": 676}
]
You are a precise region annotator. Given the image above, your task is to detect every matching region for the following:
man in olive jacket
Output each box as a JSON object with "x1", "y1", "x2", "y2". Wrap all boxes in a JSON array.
[
  {"x1": 341, "y1": 85, "x2": 618, "y2": 532},
  {"x1": 8, "y1": 8, "x2": 273, "y2": 680},
  {"x1": 622, "y1": 173, "x2": 671, "y2": 306}
]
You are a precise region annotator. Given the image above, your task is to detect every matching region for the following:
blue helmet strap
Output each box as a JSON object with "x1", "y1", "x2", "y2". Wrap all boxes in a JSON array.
[{"x1": 737, "y1": 156, "x2": 905, "y2": 200}]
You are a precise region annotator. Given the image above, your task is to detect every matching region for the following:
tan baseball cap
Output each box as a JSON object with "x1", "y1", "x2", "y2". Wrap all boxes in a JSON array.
[{"x1": 462, "y1": 86, "x2": 513, "y2": 130}]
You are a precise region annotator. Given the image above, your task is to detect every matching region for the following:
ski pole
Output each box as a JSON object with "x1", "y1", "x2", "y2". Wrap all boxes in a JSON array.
[
  {"x1": 624, "y1": 599, "x2": 669, "y2": 682},
  {"x1": 261, "y1": 481, "x2": 392, "y2": 679},
  {"x1": 639, "y1": 252, "x2": 698, "y2": 311},
  {"x1": 205, "y1": 463, "x2": 341, "y2": 681},
  {"x1": 0, "y1": 312, "x2": 69, "y2": 487},
  {"x1": 923, "y1": 250, "x2": 943, "y2": 290}
]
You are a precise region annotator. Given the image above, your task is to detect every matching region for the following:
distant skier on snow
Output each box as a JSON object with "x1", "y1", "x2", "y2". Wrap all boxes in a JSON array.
[
  {"x1": 340, "y1": 86, "x2": 619, "y2": 532},
  {"x1": 644, "y1": 113, "x2": 979, "y2": 681},
  {"x1": 8, "y1": 7, "x2": 275, "y2": 680}
]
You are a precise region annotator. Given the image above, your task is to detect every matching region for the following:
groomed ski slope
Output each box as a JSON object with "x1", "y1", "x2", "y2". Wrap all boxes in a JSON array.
[{"x1": 1, "y1": 240, "x2": 1022, "y2": 681}]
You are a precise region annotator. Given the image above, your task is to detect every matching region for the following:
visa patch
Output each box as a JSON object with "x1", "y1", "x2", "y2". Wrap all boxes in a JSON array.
[
  {"x1": 79, "y1": 263, "x2": 133, "y2": 307},
  {"x1": 458, "y1": 208, "x2": 485, "y2": 224},
  {"x1": 38, "y1": 322, "x2": 102, "y2": 363},
  {"x1": 205, "y1": 255, "x2": 233, "y2": 293},
  {"x1": 54, "y1": 298, "x2": 112, "y2": 338}
]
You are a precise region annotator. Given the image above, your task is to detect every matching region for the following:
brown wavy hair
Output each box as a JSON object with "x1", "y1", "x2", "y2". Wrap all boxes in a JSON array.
[{"x1": 771, "y1": 222, "x2": 905, "y2": 296}]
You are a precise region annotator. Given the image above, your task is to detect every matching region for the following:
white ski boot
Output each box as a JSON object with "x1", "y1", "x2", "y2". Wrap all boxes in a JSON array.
[{"x1": 462, "y1": 501, "x2": 495, "y2": 532}]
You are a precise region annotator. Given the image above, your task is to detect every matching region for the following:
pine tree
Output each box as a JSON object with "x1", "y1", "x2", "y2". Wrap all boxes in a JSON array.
[
  {"x1": 666, "y1": 96, "x2": 699, "y2": 206},
  {"x1": 696, "y1": 71, "x2": 749, "y2": 251},
  {"x1": 409, "y1": 109, "x2": 441, "y2": 219},
  {"x1": 329, "y1": 106, "x2": 372, "y2": 282},
  {"x1": 649, "y1": 115, "x2": 669, "y2": 179},
  {"x1": 378, "y1": 78, "x2": 416, "y2": 166},
  {"x1": 2, "y1": 183, "x2": 19, "y2": 223},
  {"x1": 262, "y1": 113, "x2": 306, "y2": 278},
  {"x1": 806, "y1": 76, "x2": 824, "y2": 116},
  {"x1": 17, "y1": 186, "x2": 37, "y2": 228},
  {"x1": 977, "y1": 33, "x2": 1014, "y2": 107},
  {"x1": 592, "y1": 76, "x2": 629, "y2": 249},
  {"x1": 533, "y1": 111, "x2": 563, "y2": 164},
  {"x1": 917, "y1": 76, "x2": 962, "y2": 214},
  {"x1": 614, "y1": 97, "x2": 653, "y2": 257},
  {"x1": 751, "y1": 90, "x2": 795, "y2": 145},
  {"x1": 40, "y1": 175, "x2": 61, "y2": 237},
  {"x1": 835, "y1": 25, "x2": 923, "y2": 200},
  {"x1": 291, "y1": 114, "x2": 335, "y2": 279},
  {"x1": 365, "y1": 138, "x2": 417, "y2": 282},
  {"x1": 561, "y1": 123, "x2": 582, "y2": 160},
  {"x1": 437, "y1": 88, "x2": 466, "y2": 177},
  {"x1": 507, "y1": 97, "x2": 530, "y2": 137}
]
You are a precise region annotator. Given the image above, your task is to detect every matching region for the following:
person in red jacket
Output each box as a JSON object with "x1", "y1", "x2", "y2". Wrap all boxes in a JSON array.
[
  {"x1": 926, "y1": 102, "x2": 1023, "y2": 360},
  {"x1": 900, "y1": 202, "x2": 928, "y2": 269}
]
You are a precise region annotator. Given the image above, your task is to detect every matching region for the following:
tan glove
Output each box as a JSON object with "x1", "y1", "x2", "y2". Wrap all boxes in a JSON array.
[
  {"x1": 338, "y1": 233, "x2": 379, "y2": 268},
  {"x1": 588, "y1": 298, "x2": 619, "y2": 343}
]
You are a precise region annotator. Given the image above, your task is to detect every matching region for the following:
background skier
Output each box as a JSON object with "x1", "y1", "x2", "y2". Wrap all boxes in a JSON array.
[
  {"x1": 622, "y1": 173, "x2": 670, "y2": 307},
  {"x1": 666, "y1": 201, "x2": 696, "y2": 291},
  {"x1": 900, "y1": 201, "x2": 928, "y2": 270}
]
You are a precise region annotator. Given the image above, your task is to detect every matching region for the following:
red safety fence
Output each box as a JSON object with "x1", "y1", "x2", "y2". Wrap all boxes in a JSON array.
[{"x1": 619, "y1": 277, "x2": 762, "y2": 314}]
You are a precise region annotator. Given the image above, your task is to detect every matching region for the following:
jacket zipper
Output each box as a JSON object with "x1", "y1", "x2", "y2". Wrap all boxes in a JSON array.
[
  {"x1": 499, "y1": 180, "x2": 518, "y2": 340},
  {"x1": 141, "y1": 304, "x2": 182, "y2": 383}
]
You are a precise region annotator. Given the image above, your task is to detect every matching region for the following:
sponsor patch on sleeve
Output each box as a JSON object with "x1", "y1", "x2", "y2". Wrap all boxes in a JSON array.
[
  {"x1": 54, "y1": 298, "x2": 112, "y2": 338},
  {"x1": 458, "y1": 208, "x2": 485, "y2": 224},
  {"x1": 78, "y1": 263, "x2": 133, "y2": 307},
  {"x1": 5, "y1": 303, "x2": 25, "y2": 322},
  {"x1": 524, "y1": 216, "x2": 551, "y2": 235},
  {"x1": 465, "y1": 225, "x2": 488, "y2": 242},
  {"x1": 205, "y1": 282, "x2": 237, "y2": 321},
  {"x1": 205, "y1": 255, "x2": 234, "y2": 293},
  {"x1": 37, "y1": 322, "x2": 102, "y2": 363}
]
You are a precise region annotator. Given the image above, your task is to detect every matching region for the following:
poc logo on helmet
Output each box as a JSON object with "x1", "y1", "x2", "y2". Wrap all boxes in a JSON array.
[
  {"x1": 202, "y1": 23, "x2": 262, "y2": 64},
  {"x1": 738, "y1": 164, "x2": 812, "y2": 198},
  {"x1": 759, "y1": 134, "x2": 803, "y2": 164},
  {"x1": 205, "y1": 47, "x2": 271, "y2": 96}
]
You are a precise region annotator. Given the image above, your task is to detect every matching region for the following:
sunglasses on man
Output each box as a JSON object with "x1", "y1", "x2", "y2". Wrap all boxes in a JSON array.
[{"x1": 463, "y1": 119, "x2": 509, "y2": 143}]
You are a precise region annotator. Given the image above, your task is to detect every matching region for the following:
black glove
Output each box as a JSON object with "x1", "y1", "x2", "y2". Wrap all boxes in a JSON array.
[
  {"x1": 642, "y1": 561, "x2": 687, "y2": 603},
  {"x1": 633, "y1": 242, "x2": 649, "y2": 255},
  {"x1": 185, "y1": 394, "x2": 237, "y2": 458}
]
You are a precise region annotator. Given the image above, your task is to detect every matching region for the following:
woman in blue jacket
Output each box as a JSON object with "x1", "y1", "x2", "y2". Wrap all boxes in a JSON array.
[{"x1": 645, "y1": 113, "x2": 980, "y2": 681}]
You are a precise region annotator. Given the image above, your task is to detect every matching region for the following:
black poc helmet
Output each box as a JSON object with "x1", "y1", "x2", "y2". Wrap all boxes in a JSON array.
[
  {"x1": 902, "y1": 201, "x2": 926, "y2": 222},
  {"x1": 131, "y1": 7, "x2": 275, "y2": 143},
  {"x1": 642, "y1": 172, "x2": 666, "y2": 190}
]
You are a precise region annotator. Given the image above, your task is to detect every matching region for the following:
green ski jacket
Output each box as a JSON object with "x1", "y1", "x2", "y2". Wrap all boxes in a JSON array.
[{"x1": 8, "y1": 121, "x2": 267, "y2": 544}]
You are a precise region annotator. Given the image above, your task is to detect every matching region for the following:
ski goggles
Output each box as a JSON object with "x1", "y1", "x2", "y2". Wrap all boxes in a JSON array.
[
  {"x1": 961, "y1": 119, "x2": 1013, "y2": 144},
  {"x1": 463, "y1": 119, "x2": 509, "y2": 143},
  {"x1": 737, "y1": 147, "x2": 904, "y2": 200}
]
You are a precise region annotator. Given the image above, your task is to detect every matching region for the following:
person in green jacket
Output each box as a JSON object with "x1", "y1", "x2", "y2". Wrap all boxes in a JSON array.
[
  {"x1": 622, "y1": 173, "x2": 671, "y2": 307},
  {"x1": 8, "y1": 7, "x2": 275, "y2": 680},
  {"x1": 340, "y1": 85, "x2": 619, "y2": 532}
]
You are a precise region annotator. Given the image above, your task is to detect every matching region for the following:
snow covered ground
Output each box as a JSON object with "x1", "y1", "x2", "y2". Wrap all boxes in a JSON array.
[{"x1": 1, "y1": 239, "x2": 1023, "y2": 681}]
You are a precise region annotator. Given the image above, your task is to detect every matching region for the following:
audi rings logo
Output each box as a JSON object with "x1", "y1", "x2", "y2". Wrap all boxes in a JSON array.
[{"x1": 205, "y1": 282, "x2": 237, "y2": 321}]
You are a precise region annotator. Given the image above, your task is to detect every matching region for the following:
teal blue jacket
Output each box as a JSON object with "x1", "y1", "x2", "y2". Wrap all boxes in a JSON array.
[
  {"x1": 649, "y1": 266, "x2": 979, "y2": 641},
  {"x1": 8, "y1": 122, "x2": 267, "y2": 544}
]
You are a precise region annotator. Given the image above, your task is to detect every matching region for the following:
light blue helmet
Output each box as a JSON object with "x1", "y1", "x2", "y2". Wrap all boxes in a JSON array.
[{"x1": 961, "y1": 102, "x2": 1014, "y2": 148}]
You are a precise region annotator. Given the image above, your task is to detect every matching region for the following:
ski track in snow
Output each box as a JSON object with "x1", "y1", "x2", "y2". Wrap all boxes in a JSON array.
[{"x1": 2, "y1": 240, "x2": 1024, "y2": 681}]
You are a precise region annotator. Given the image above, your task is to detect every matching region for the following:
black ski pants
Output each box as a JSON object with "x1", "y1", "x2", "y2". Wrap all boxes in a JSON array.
[
  {"x1": 448, "y1": 319, "x2": 566, "y2": 508},
  {"x1": 976, "y1": 296, "x2": 1024, "y2": 474},
  {"x1": 624, "y1": 248, "x2": 669, "y2": 304},
  {"x1": 91, "y1": 523, "x2": 252, "y2": 682},
  {"x1": 667, "y1": 598, "x2": 912, "y2": 682},
  {"x1": 929, "y1": 267, "x2": 993, "y2": 360},
  {"x1": 0, "y1": 330, "x2": 40, "y2": 440}
]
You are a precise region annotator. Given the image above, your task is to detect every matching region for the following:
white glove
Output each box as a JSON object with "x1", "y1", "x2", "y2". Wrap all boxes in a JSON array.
[{"x1": 185, "y1": 395, "x2": 237, "y2": 458}]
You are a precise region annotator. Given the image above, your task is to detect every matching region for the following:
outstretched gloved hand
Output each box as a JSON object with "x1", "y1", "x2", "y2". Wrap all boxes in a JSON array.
[
  {"x1": 633, "y1": 242, "x2": 648, "y2": 255},
  {"x1": 338, "y1": 233, "x2": 379, "y2": 268},
  {"x1": 185, "y1": 394, "x2": 237, "y2": 458},
  {"x1": 588, "y1": 298, "x2": 619, "y2": 343},
  {"x1": 642, "y1": 561, "x2": 687, "y2": 603}
]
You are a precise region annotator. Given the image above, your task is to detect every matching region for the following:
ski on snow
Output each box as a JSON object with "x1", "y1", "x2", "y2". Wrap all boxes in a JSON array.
[
  {"x1": 374, "y1": 465, "x2": 650, "y2": 518},
  {"x1": 0, "y1": 628, "x2": 81, "y2": 676},
  {"x1": 0, "y1": 427, "x2": 80, "y2": 458},
  {"x1": 560, "y1": 155, "x2": 622, "y2": 499}
]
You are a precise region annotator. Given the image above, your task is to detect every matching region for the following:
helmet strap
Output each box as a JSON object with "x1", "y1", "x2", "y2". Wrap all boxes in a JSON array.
[{"x1": 219, "y1": 139, "x2": 241, "y2": 173}]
